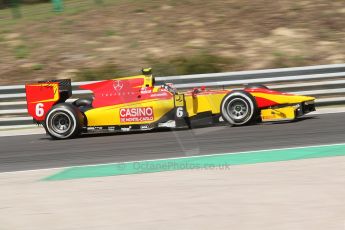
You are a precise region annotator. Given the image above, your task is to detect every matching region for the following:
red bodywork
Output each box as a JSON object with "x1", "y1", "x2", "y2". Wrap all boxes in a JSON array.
[
  {"x1": 25, "y1": 83, "x2": 60, "y2": 121},
  {"x1": 244, "y1": 88, "x2": 290, "y2": 108},
  {"x1": 80, "y1": 78, "x2": 173, "y2": 108}
]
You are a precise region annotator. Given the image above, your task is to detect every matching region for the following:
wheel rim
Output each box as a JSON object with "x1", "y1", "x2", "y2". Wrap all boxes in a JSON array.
[
  {"x1": 50, "y1": 112, "x2": 72, "y2": 134},
  {"x1": 227, "y1": 98, "x2": 250, "y2": 121}
]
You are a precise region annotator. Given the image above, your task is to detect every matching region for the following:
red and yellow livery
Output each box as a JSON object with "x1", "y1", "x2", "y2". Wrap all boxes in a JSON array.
[{"x1": 25, "y1": 69, "x2": 315, "y2": 139}]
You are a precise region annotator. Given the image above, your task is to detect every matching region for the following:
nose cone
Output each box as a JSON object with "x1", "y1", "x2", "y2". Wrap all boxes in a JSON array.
[{"x1": 301, "y1": 95, "x2": 315, "y2": 102}]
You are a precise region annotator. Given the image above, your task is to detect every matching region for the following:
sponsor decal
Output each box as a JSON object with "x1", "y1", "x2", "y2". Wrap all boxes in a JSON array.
[
  {"x1": 120, "y1": 107, "x2": 154, "y2": 123},
  {"x1": 158, "y1": 120, "x2": 176, "y2": 128},
  {"x1": 113, "y1": 80, "x2": 124, "y2": 91},
  {"x1": 150, "y1": 92, "x2": 169, "y2": 98},
  {"x1": 140, "y1": 88, "x2": 152, "y2": 94},
  {"x1": 175, "y1": 95, "x2": 183, "y2": 102},
  {"x1": 140, "y1": 125, "x2": 151, "y2": 130}
]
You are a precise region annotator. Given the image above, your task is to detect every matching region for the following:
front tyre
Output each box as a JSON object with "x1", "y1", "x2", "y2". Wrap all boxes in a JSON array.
[
  {"x1": 45, "y1": 103, "x2": 84, "y2": 139},
  {"x1": 221, "y1": 91, "x2": 258, "y2": 126}
]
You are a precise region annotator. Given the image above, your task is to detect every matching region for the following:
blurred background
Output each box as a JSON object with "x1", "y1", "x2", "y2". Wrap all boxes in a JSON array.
[{"x1": 0, "y1": 0, "x2": 344, "y2": 85}]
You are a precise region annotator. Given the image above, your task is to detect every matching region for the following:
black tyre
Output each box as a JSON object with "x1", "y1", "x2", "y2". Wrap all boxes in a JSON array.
[
  {"x1": 244, "y1": 84, "x2": 269, "y2": 90},
  {"x1": 220, "y1": 91, "x2": 258, "y2": 126},
  {"x1": 45, "y1": 103, "x2": 84, "y2": 139}
]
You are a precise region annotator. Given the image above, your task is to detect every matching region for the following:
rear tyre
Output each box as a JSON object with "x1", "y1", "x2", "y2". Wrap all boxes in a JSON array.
[
  {"x1": 221, "y1": 91, "x2": 258, "y2": 126},
  {"x1": 244, "y1": 84, "x2": 269, "y2": 90},
  {"x1": 45, "y1": 103, "x2": 84, "y2": 139}
]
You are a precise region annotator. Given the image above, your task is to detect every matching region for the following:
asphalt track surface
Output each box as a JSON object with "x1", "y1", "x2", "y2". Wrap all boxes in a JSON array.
[{"x1": 0, "y1": 113, "x2": 344, "y2": 173}]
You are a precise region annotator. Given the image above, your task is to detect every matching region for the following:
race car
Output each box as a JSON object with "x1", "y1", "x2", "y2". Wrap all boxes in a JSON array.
[{"x1": 25, "y1": 68, "x2": 316, "y2": 139}]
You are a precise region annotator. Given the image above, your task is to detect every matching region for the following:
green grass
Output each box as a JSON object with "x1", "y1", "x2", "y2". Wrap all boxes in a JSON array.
[
  {"x1": 38, "y1": 26, "x2": 51, "y2": 33},
  {"x1": 104, "y1": 29, "x2": 117, "y2": 36},
  {"x1": 133, "y1": 8, "x2": 146, "y2": 13},
  {"x1": 150, "y1": 53, "x2": 242, "y2": 76},
  {"x1": 75, "y1": 53, "x2": 240, "y2": 81},
  {"x1": 0, "y1": 0, "x2": 342, "y2": 84},
  {"x1": 272, "y1": 51, "x2": 307, "y2": 68},
  {"x1": 155, "y1": 26, "x2": 166, "y2": 35},
  {"x1": 31, "y1": 63, "x2": 44, "y2": 70},
  {"x1": 75, "y1": 64, "x2": 124, "y2": 81},
  {"x1": 14, "y1": 45, "x2": 30, "y2": 59},
  {"x1": 61, "y1": 19, "x2": 75, "y2": 25},
  {"x1": 289, "y1": 3, "x2": 303, "y2": 11},
  {"x1": 0, "y1": 0, "x2": 123, "y2": 26},
  {"x1": 0, "y1": 29, "x2": 12, "y2": 34},
  {"x1": 129, "y1": 41, "x2": 139, "y2": 49}
]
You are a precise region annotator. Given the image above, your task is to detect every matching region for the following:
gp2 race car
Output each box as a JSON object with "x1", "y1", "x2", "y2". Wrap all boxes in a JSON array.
[{"x1": 25, "y1": 68, "x2": 316, "y2": 139}]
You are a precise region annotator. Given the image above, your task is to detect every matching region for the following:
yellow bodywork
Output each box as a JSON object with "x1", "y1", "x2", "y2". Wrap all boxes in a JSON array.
[
  {"x1": 85, "y1": 98, "x2": 174, "y2": 126},
  {"x1": 184, "y1": 93, "x2": 224, "y2": 116},
  {"x1": 83, "y1": 75, "x2": 169, "y2": 126},
  {"x1": 251, "y1": 92, "x2": 315, "y2": 105},
  {"x1": 81, "y1": 74, "x2": 315, "y2": 126},
  {"x1": 84, "y1": 90, "x2": 225, "y2": 126},
  {"x1": 84, "y1": 89, "x2": 314, "y2": 126},
  {"x1": 251, "y1": 92, "x2": 315, "y2": 122},
  {"x1": 261, "y1": 106, "x2": 297, "y2": 121}
]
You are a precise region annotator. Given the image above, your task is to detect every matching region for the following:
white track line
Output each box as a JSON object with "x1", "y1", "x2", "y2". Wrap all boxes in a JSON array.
[
  {"x1": 0, "y1": 124, "x2": 37, "y2": 130},
  {"x1": 0, "y1": 127, "x2": 45, "y2": 137},
  {"x1": 1, "y1": 142, "x2": 345, "y2": 175},
  {"x1": 0, "y1": 109, "x2": 27, "y2": 114},
  {"x1": 0, "y1": 117, "x2": 32, "y2": 122},
  {"x1": 309, "y1": 107, "x2": 345, "y2": 115}
]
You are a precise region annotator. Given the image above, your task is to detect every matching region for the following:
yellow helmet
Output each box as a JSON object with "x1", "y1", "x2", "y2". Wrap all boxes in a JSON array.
[{"x1": 142, "y1": 67, "x2": 152, "y2": 75}]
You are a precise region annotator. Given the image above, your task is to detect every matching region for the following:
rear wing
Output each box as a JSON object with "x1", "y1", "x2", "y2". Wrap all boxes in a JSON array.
[{"x1": 25, "y1": 79, "x2": 72, "y2": 121}]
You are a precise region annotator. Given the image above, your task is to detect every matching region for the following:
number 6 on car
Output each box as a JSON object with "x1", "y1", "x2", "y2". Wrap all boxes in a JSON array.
[
  {"x1": 25, "y1": 82, "x2": 61, "y2": 121},
  {"x1": 25, "y1": 69, "x2": 316, "y2": 140},
  {"x1": 176, "y1": 107, "x2": 184, "y2": 118},
  {"x1": 35, "y1": 103, "x2": 44, "y2": 117}
]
